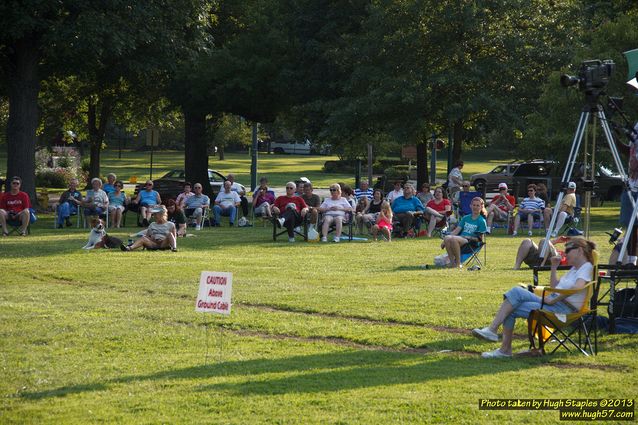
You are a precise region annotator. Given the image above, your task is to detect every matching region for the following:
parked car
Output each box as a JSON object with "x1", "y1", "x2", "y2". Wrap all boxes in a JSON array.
[
  {"x1": 470, "y1": 163, "x2": 520, "y2": 192},
  {"x1": 131, "y1": 169, "x2": 246, "y2": 203}
]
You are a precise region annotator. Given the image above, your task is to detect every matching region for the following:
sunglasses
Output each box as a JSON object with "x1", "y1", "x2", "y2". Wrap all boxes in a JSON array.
[
  {"x1": 286, "y1": 186, "x2": 294, "y2": 190},
  {"x1": 329, "y1": 188, "x2": 338, "y2": 192},
  {"x1": 11, "y1": 182, "x2": 20, "y2": 185},
  {"x1": 146, "y1": 184, "x2": 153, "y2": 187},
  {"x1": 565, "y1": 246, "x2": 578, "y2": 254}
]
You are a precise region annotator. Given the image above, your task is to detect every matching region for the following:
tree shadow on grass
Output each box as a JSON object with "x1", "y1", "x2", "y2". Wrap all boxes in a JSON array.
[{"x1": 21, "y1": 349, "x2": 542, "y2": 400}]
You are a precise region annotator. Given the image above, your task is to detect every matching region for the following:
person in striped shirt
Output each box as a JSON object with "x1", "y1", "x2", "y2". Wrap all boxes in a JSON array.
[
  {"x1": 354, "y1": 180, "x2": 374, "y2": 201},
  {"x1": 512, "y1": 184, "x2": 545, "y2": 236}
]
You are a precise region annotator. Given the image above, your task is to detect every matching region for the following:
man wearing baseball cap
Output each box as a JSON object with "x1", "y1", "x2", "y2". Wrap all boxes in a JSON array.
[
  {"x1": 550, "y1": 182, "x2": 578, "y2": 237},
  {"x1": 486, "y1": 182, "x2": 515, "y2": 234}
]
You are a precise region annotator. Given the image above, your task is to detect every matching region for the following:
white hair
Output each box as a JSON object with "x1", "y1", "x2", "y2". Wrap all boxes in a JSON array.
[{"x1": 91, "y1": 177, "x2": 102, "y2": 186}]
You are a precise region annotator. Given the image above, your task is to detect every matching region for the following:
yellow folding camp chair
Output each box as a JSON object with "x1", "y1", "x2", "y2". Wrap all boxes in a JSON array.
[{"x1": 527, "y1": 251, "x2": 599, "y2": 356}]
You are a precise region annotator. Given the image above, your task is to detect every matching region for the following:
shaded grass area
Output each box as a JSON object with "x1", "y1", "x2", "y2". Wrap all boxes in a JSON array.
[{"x1": 1, "y1": 205, "x2": 636, "y2": 423}]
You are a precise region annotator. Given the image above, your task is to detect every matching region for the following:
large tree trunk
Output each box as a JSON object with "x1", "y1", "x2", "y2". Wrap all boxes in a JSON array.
[
  {"x1": 5, "y1": 37, "x2": 40, "y2": 203},
  {"x1": 416, "y1": 140, "x2": 428, "y2": 189},
  {"x1": 452, "y1": 119, "x2": 464, "y2": 165},
  {"x1": 87, "y1": 96, "x2": 113, "y2": 183},
  {"x1": 184, "y1": 110, "x2": 212, "y2": 196}
]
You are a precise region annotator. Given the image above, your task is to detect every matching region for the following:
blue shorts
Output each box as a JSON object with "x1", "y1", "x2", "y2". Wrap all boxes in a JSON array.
[{"x1": 620, "y1": 190, "x2": 638, "y2": 227}]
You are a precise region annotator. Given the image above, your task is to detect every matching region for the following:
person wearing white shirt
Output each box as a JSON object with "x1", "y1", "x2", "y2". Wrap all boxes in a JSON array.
[
  {"x1": 318, "y1": 183, "x2": 353, "y2": 243},
  {"x1": 386, "y1": 181, "x2": 403, "y2": 204},
  {"x1": 214, "y1": 181, "x2": 241, "y2": 226}
]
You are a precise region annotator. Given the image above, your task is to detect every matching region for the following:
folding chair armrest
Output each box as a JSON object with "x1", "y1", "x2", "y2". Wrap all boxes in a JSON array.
[{"x1": 541, "y1": 280, "x2": 595, "y2": 297}]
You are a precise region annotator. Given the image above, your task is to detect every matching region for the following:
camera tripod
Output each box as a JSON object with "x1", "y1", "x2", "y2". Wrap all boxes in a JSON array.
[{"x1": 539, "y1": 97, "x2": 634, "y2": 263}]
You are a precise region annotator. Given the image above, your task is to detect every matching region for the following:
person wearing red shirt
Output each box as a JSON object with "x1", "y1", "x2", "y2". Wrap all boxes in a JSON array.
[
  {"x1": 272, "y1": 182, "x2": 308, "y2": 242},
  {"x1": 0, "y1": 176, "x2": 32, "y2": 236},
  {"x1": 486, "y1": 182, "x2": 516, "y2": 234},
  {"x1": 425, "y1": 187, "x2": 452, "y2": 237}
]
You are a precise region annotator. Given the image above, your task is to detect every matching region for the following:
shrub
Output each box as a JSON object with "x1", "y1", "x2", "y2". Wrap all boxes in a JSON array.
[{"x1": 36, "y1": 167, "x2": 78, "y2": 188}]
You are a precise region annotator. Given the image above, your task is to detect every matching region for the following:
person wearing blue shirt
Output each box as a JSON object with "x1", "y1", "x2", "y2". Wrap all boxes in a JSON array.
[
  {"x1": 391, "y1": 183, "x2": 425, "y2": 236},
  {"x1": 441, "y1": 196, "x2": 487, "y2": 268},
  {"x1": 133, "y1": 180, "x2": 161, "y2": 227}
]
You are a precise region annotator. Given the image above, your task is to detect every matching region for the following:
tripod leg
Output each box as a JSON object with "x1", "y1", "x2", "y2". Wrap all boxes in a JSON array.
[
  {"x1": 540, "y1": 112, "x2": 589, "y2": 259},
  {"x1": 598, "y1": 109, "x2": 638, "y2": 263}
]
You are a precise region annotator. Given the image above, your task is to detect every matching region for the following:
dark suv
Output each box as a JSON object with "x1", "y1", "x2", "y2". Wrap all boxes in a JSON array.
[{"x1": 510, "y1": 159, "x2": 623, "y2": 201}]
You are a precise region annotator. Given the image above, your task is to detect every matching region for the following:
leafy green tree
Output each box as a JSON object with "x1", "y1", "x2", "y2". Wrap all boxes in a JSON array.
[{"x1": 523, "y1": 13, "x2": 638, "y2": 162}]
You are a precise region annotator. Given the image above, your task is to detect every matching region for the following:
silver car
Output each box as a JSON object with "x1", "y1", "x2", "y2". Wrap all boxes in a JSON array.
[{"x1": 470, "y1": 163, "x2": 520, "y2": 192}]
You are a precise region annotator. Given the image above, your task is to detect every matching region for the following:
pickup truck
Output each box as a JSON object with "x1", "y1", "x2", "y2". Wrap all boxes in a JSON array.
[{"x1": 510, "y1": 160, "x2": 623, "y2": 201}]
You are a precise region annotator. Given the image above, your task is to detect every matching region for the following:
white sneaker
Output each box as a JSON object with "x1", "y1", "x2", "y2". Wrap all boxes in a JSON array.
[
  {"x1": 277, "y1": 218, "x2": 285, "y2": 227},
  {"x1": 294, "y1": 226, "x2": 301, "y2": 233},
  {"x1": 288, "y1": 237, "x2": 295, "y2": 243},
  {"x1": 195, "y1": 225, "x2": 201, "y2": 231},
  {"x1": 472, "y1": 327, "x2": 499, "y2": 342},
  {"x1": 321, "y1": 237, "x2": 327, "y2": 242},
  {"x1": 333, "y1": 237, "x2": 340, "y2": 243},
  {"x1": 481, "y1": 349, "x2": 511, "y2": 359},
  {"x1": 528, "y1": 230, "x2": 533, "y2": 237},
  {"x1": 511, "y1": 231, "x2": 517, "y2": 236}
]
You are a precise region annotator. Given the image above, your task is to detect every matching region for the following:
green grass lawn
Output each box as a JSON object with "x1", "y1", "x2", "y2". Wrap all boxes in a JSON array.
[{"x1": 1, "y1": 204, "x2": 636, "y2": 424}]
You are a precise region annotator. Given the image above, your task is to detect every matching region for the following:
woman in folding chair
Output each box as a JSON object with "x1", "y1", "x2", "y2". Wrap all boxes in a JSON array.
[
  {"x1": 472, "y1": 237, "x2": 595, "y2": 358},
  {"x1": 440, "y1": 197, "x2": 486, "y2": 268}
]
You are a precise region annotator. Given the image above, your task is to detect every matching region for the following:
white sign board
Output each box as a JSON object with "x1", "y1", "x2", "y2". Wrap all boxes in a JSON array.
[{"x1": 195, "y1": 271, "x2": 232, "y2": 314}]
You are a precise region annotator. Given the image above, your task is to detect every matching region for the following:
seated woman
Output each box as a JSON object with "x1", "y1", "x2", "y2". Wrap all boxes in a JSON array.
[
  {"x1": 133, "y1": 179, "x2": 161, "y2": 227},
  {"x1": 253, "y1": 180, "x2": 275, "y2": 218},
  {"x1": 83, "y1": 178, "x2": 109, "y2": 218},
  {"x1": 472, "y1": 237, "x2": 595, "y2": 358},
  {"x1": 318, "y1": 183, "x2": 353, "y2": 243},
  {"x1": 416, "y1": 182, "x2": 433, "y2": 206},
  {"x1": 122, "y1": 205, "x2": 177, "y2": 252},
  {"x1": 360, "y1": 189, "x2": 384, "y2": 229},
  {"x1": 107, "y1": 180, "x2": 128, "y2": 228},
  {"x1": 426, "y1": 187, "x2": 452, "y2": 237},
  {"x1": 371, "y1": 201, "x2": 393, "y2": 242},
  {"x1": 166, "y1": 199, "x2": 187, "y2": 237},
  {"x1": 440, "y1": 197, "x2": 487, "y2": 268}
]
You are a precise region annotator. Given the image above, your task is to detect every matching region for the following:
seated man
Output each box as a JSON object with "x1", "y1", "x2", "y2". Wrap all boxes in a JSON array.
[
  {"x1": 184, "y1": 182, "x2": 211, "y2": 230},
  {"x1": 301, "y1": 181, "x2": 321, "y2": 228},
  {"x1": 56, "y1": 178, "x2": 83, "y2": 228},
  {"x1": 391, "y1": 183, "x2": 425, "y2": 236},
  {"x1": 354, "y1": 180, "x2": 373, "y2": 201},
  {"x1": 272, "y1": 181, "x2": 308, "y2": 242},
  {"x1": 213, "y1": 181, "x2": 240, "y2": 226},
  {"x1": 252, "y1": 177, "x2": 275, "y2": 218},
  {"x1": 512, "y1": 184, "x2": 545, "y2": 236},
  {"x1": 550, "y1": 182, "x2": 577, "y2": 237},
  {"x1": 0, "y1": 176, "x2": 31, "y2": 236},
  {"x1": 132, "y1": 179, "x2": 161, "y2": 226},
  {"x1": 486, "y1": 183, "x2": 515, "y2": 234},
  {"x1": 513, "y1": 235, "x2": 567, "y2": 269},
  {"x1": 83, "y1": 177, "x2": 109, "y2": 218},
  {"x1": 227, "y1": 173, "x2": 248, "y2": 217}
]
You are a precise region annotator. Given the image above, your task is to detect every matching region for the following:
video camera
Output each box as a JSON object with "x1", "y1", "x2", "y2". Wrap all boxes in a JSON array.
[{"x1": 561, "y1": 59, "x2": 615, "y2": 92}]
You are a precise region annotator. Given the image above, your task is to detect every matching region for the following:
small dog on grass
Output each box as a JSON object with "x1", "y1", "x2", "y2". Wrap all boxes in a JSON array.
[{"x1": 82, "y1": 218, "x2": 122, "y2": 249}]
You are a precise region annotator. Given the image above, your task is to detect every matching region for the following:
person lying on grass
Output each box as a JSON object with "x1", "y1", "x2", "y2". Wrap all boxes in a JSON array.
[
  {"x1": 122, "y1": 205, "x2": 177, "y2": 252},
  {"x1": 472, "y1": 237, "x2": 595, "y2": 358},
  {"x1": 440, "y1": 197, "x2": 486, "y2": 268}
]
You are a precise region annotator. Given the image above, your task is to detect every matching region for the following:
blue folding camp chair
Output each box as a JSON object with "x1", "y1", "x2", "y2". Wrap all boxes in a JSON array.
[
  {"x1": 457, "y1": 191, "x2": 483, "y2": 217},
  {"x1": 7, "y1": 208, "x2": 37, "y2": 235},
  {"x1": 459, "y1": 232, "x2": 486, "y2": 270}
]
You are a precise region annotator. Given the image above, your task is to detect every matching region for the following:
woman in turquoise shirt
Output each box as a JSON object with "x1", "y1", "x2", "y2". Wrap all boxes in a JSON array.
[{"x1": 440, "y1": 197, "x2": 487, "y2": 268}]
